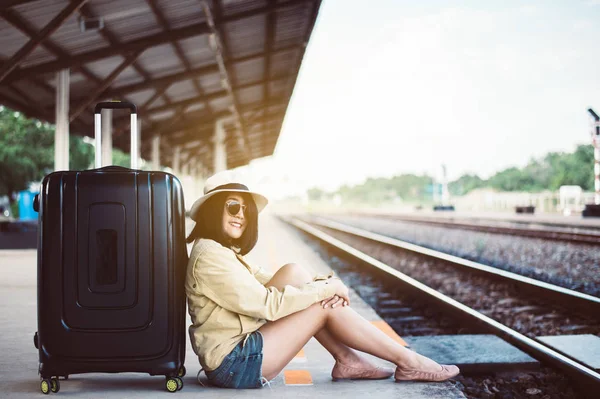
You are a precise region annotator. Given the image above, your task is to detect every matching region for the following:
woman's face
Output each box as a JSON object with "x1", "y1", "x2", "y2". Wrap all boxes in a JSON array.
[{"x1": 222, "y1": 193, "x2": 247, "y2": 240}]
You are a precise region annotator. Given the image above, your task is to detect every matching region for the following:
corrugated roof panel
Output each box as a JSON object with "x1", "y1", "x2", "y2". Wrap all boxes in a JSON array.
[
  {"x1": 92, "y1": 0, "x2": 163, "y2": 42},
  {"x1": 268, "y1": 77, "x2": 289, "y2": 98},
  {"x1": 0, "y1": 0, "x2": 321, "y2": 167},
  {"x1": 66, "y1": 71, "x2": 89, "y2": 85},
  {"x1": 197, "y1": 71, "x2": 223, "y2": 93},
  {"x1": 157, "y1": 0, "x2": 205, "y2": 29},
  {"x1": 220, "y1": 0, "x2": 268, "y2": 16},
  {"x1": 109, "y1": 67, "x2": 145, "y2": 88},
  {"x1": 18, "y1": 46, "x2": 55, "y2": 68},
  {"x1": 0, "y1": 20, "x2": 30, "y2": 60},
  {"x1": 178, "y1": 35, "x2": 217, "y2": 69},
  {"x1": 123, "y1": 88, "x2": 155, "y2": 105},
  {"x1": 231, "y1": 57, "x2": 264, "y2": 85},
  {"x1": 236, "y1": 84, "x2": 263, "y2": 105},
  {"x1": 84, "y1": 55, "x2": 126, "y2": 79},
  {"x1": 209, "y1": 96, "x2": 230, "y2": 113},
  {"x1": 140, "y1": 43, "x2": 186, "y2": 78},
  {"x1": 150, "y1": 96, "x2": 166, "y2": 108},
  {"x1": 166, "y1": 79, "x2": 197, "y2": 102},
  {"x1": 274, "y1": 3, "x2": 309, "y2": 49},
  {"x1": 51, "y1": 16, "x2": 108, "y2": 56},
  {"x1": 149, "y1": 108, "x2": 175, "y2": 121},
  {"x1": 186, "y1": 102, "x2": 206, "y2": 113},
  {"x1": 269, "y1": 47, "x2": 299, "y2": 77},
  {"x1": 12, "y1": 0, "x2": 66, "y2": 30},
  {"x1": 68, "y1": 76, "x2": 99, "y2": 97},
  {"x1": 222, "y1": 14, "x2": 265, "y2": 58}
]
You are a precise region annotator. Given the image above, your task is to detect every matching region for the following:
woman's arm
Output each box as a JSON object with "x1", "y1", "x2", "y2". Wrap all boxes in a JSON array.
[{"x1": 191, "y1": 241, "x2": 337, "y2": 321}]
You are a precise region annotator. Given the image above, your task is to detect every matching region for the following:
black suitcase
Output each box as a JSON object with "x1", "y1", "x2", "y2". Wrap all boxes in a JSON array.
[{"x1": 34, "y1": 102, "x2": 188, "y2": 394}]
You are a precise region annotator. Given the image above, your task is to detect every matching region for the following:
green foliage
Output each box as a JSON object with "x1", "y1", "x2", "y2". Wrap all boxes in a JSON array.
[
  {"x1": 0, "y1": 107, "x2": 54, "y2": 202},
  {"x1": 69, "y1": 135, "x2": 94, "y2": 170},
  {"x1": 112, "y1": 149, "x2": 131, "y2": 168},
  {"x1": 0, "y1": 106, "x2": 134, "y2": 203},
  {"x1": 307, "y1": 187, "x2": 326, "y2": 201},
  {"x1": 332, "y1": 174, "x2": 432, "y2": 205},
  {"x1": 10, "y1": 201, "x2": 19, "y2": 218},
  {"x1": 448, "y1": 174, "x2": 485, "y2": 195},
  {"x1": 309, "y1": 144, "x2": 596, "y2": 205},
  {"x1": 487, "y1": 145, "x2": 594, "y2": 192}
]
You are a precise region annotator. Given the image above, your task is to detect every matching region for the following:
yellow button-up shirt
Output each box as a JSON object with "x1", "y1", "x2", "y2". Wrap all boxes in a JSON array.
[{"x1": 185, "y1": 238, "x2": 338, "y2": 371}]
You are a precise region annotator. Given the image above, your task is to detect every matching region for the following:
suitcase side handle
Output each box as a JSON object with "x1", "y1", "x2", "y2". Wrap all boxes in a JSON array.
[{"x1": 94, "y1": 101, "x2": 138, "y2": 170}]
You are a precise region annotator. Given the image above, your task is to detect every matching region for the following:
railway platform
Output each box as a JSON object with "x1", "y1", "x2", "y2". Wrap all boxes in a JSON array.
[{"x1": 0, "y1": 211, "x2": 572, "y2": 398}]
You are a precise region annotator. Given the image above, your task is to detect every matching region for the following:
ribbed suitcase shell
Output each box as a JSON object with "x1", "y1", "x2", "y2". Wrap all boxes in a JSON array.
[{"x1": 36, "y1": 167, "x2": 187, "y2": 378}]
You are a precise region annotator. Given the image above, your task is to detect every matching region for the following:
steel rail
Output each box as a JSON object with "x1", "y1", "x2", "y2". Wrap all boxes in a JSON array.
[
  {"x1": 307, "y1": 216, "x2": 600, "y2": 320},
  {"x1": 351, "y1": 212, "x2": 600, "y2": 245},
  {"x1": 285, "y1": 216, "x2": 600, "y2": 396}
]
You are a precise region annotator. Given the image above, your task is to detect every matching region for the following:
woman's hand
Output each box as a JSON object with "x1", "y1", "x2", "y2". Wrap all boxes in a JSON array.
[
  {"x1": 321, "y1": 294, "x2": 345, "y2": 309},
  {"x1": 321, "y1": 278, "x2": 350, "y2": 308}
]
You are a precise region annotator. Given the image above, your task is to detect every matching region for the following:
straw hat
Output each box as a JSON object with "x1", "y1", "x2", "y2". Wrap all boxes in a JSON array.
[{"x1": 189, "y1": 171, "x2": 268, "y2": 221}]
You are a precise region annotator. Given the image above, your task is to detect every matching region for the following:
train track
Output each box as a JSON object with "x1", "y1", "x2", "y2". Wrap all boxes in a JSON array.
[
  {"x1": 283, "y1": 215, "x2": 600, "y2": 396},
  {"x1": 349, "y1": 212, "x2": 600, "y2": 245}
]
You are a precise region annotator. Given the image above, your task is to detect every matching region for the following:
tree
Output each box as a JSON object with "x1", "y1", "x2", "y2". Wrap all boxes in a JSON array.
[
  {"x1": 307, "y1": 187, "x2": 326, "y2": 201},
  {"x1": 0, "y1": 107, "x2": 54, "y2": 204},
  {"x1": 449, "y1": 174, "x2": 485, "y2": 195},
  {"x1": 70, "y1": 135, "x2": 94, "y2": 170},
  {"x1": 0, "y1": 106, "x2": 116, "y2": 204}
]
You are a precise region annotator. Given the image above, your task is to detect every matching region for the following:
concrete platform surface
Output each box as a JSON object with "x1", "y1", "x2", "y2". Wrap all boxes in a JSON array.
[
  {"x1": 404, "y1": 335, "x2": 539, "y2": 373},
  {"x1": 538, "y1": 334, "x2": 600, "y2": 370},
  {"x1": 0, "y1": 213, "x2": 465, "y2": 398}
]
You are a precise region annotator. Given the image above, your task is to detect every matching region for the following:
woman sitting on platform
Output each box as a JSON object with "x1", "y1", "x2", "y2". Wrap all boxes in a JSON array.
[{"x1": 185, "y1": 171, "x2": 460, "y2": 389}]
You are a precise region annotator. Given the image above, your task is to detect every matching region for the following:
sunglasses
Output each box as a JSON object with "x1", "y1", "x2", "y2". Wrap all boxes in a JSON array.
[{"x1": 225, "y1": 200, "x2": 247, "y2": 217}]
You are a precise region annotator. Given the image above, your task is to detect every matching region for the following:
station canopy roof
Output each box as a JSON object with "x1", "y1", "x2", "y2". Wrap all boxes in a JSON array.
[{"x1": 0, "y1": 0, "x2": 321, "y2": 171}]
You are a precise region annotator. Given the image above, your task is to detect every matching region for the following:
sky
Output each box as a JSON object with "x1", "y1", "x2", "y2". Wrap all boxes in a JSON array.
[{"x1": 237, "y1": 0, "x2": 600, "y2": 199}]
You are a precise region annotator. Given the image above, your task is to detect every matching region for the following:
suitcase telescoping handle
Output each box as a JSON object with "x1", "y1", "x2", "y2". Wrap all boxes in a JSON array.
[{"x1": 94, "y1": 101, "x2": 138, "y2": 169}]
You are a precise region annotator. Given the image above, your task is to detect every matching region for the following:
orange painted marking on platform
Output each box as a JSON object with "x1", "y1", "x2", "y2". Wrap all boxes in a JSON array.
[
  {"x1": 284, "y1": 369, "x2": 313, "y2": 385},
  {"x1": 371, "y1": 320, "x2": 408, "y2": 347},
  {"x1": 294, "y1": 348, "x2": 306, "y2": 358}
]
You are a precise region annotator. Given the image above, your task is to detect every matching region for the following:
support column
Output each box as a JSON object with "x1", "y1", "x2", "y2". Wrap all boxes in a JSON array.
[
  {"x1": 213, "y1": 118, "x2": 227, "y2": 173},
  {"x1": 101, "y1": 109, "x2": 112, "y2": 166},
  {"x1": 54, "y1": 69, "x2": 69, "y2": 171},
  {"x1": 152, "y1": 134, "x2": 160, "y2": 170},
  {"x1": 172, "y1": 145, "x2": 181, "y2": 175}
]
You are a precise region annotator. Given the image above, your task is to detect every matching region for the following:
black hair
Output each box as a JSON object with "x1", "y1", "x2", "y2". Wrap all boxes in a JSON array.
[{"x1": 186, "y1": 191, "x2": 259, "y2": 255}]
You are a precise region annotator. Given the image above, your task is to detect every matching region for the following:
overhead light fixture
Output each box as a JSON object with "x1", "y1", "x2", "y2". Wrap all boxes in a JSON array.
[{"x1": 79, "y1": 16, "x2": 104, "y2": 32}]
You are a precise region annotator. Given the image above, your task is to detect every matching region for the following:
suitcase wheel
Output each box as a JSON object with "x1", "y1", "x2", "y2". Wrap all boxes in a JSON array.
[
  {"x1": 176, "y1": 377, "x2": 183, "y2": 391},
  {"x1": 40, "y1": 379, "x2": 50, "y2": 394},
  {"x1": 50, "y1": 378, "x2": 60, "y2": 393},
  {"x1": 177, "y1": 366, "x2": 186, "y2": 378},
  {"x1": 166, "y1": 377, "x2": 179, "y2": 393}
]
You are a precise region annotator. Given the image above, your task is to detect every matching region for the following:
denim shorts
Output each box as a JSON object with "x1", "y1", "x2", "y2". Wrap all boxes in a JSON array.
[{"x1": 205, "y1": 330, "x2": 266, "y2": 389}]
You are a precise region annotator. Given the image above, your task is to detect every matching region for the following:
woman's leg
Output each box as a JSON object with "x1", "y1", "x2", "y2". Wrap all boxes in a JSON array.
[
  {"x1": 260, "y1": 264, "x2": 445, "y2": 381},
  {"x1": 264, "y1": 264, "x2": 369, "y2": 365}
]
